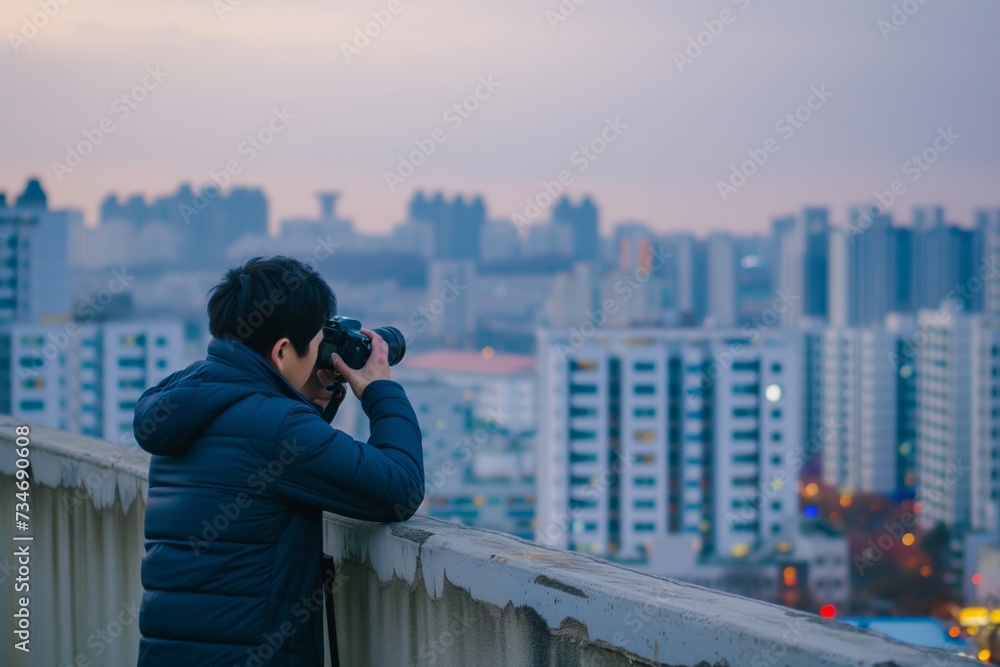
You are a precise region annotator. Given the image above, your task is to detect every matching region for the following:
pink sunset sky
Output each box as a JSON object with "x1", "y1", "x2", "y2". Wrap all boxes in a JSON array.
[{"x1": 2, "y1": 0, "x2": 998, "y2": 235}]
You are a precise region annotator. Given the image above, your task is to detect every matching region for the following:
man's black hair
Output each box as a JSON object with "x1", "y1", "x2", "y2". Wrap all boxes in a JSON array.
[{"x1": 207, "y1": 256, "x2": 336, "y2": 359}]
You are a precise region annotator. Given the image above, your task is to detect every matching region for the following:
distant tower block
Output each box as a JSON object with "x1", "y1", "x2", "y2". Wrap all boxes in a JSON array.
[{"x1": 317, "y1": 192, "x2": 340, "y2": 220}]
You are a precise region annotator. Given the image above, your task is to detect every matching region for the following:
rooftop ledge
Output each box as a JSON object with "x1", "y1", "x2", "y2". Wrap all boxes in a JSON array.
[{"x1": 0, "y1": 415, "x2": 978, "y2": 666}]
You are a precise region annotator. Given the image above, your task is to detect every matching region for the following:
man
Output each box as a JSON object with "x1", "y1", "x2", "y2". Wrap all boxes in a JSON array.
[{"x1": 132, "y1": 255, "x2": 425, "y2": 666}]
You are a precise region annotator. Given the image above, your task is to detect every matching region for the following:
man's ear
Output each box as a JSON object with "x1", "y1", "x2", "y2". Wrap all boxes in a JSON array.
[{"x1": 270, "y1": 337, "x2": 291, "y2": 372}]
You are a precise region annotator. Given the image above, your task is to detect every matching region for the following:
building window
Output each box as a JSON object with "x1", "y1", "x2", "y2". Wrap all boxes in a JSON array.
[
  {"x1": 569, "y1": 383, "x2": 597, "y2": 395},
  {"x1": 634, "y1": 384, "x2": 655, "y2": 395},
  {"x1": 633, "y1": 407, "x2": 655, "y2": 418},
  {"x1": 633, "y1": 361, "x2": 656, "y2": 372},
  {"x1": 19, "y1": 399, "x2": 44, "y2": 411},
  {"x1": 732, "y1": 361, "x2": 759, "y2": 372}
]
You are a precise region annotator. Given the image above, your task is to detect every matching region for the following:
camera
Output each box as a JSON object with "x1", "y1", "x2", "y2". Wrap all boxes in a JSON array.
[{"x1": 317, "y1": 316, "x2": 406, "y2": 371}]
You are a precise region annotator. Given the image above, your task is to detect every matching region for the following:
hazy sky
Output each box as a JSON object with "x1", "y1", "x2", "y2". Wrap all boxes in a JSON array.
[{"x1": 2, "y1": 0, "x2": 998, "y2": 235}]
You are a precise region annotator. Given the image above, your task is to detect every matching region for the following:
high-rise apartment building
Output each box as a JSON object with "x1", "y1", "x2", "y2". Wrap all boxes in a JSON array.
[
  {"x1": 915, "y1": 312, "x2": 1000, "y2": 534},
  {"x1": 820, "y1": 316, "x2": 917, "y2": 498},
  {"x1": 536, "y1": 328, "x2": 802, "y2": 563},
  {"x1": 0, "y1": 179, "x2": 73, "y2": 324}
]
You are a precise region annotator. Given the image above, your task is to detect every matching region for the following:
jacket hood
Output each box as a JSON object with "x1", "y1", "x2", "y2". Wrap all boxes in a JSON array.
[{"x1": 132, "y1": 337, "x2": 322, "y2": 456}]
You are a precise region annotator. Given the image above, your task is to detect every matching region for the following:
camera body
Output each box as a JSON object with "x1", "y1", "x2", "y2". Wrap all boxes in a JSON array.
[{"x1": 317, "y1": 316, "x2": 406, "y2": 370}]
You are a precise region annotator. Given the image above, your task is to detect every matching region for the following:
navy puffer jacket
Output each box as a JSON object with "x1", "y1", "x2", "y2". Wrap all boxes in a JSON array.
[{"x1": 133, "y1": 337, "x2": 424, "y2": 666}]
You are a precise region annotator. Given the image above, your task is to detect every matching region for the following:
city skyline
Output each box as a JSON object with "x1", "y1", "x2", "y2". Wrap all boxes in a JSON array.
[{"x1": 8, "y1": 175, "x2": 999, "y2": 237}]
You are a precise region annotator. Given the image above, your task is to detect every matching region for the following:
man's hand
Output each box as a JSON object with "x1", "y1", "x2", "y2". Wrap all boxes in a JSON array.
[
  {"x1": 332, "y1": 327, "x2": 392, "y2": 400},
  {"x1": 301, "y1": 365, "x2": 342, "y2": 410}
]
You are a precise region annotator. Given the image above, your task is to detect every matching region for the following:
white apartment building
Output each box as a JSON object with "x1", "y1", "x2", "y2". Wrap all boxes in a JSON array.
[
  {"x1": 0, "y1": 321, "x2": 184, "y2": 446},
  {"x1": 0, "y1": 200, "x2": 73, "y2": 324},
  {"x1": 915, "y1": 311, "x2": 1000, "y2": 533},
  {"x1": 537, "y1": 328, "x2": 802, "y2": 563},
  {"x1": 820, "y1": 317, "x2": 917, "y2": 497}
]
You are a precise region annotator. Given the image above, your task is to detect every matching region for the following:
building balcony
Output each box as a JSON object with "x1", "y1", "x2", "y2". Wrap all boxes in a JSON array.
[{"x1": 0, "y1": 415, "x2": 978, "y2": 666}]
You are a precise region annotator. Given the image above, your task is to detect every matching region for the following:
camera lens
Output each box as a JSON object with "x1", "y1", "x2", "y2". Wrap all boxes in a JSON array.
[{"x1": 372, "y1": 326, "x2": 406, "y2": 366}]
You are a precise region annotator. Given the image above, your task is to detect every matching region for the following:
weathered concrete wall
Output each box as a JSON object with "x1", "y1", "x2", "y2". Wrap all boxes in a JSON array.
[
  {"x1": 0, "y1": 416, "x2": 148, "y2": 667},
  {"x1": 323, "y1": 515, "x2": 979, "y2": 666},
  {"x1": 0, "y1": 416, "x2": 979, "y2": 666}
]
